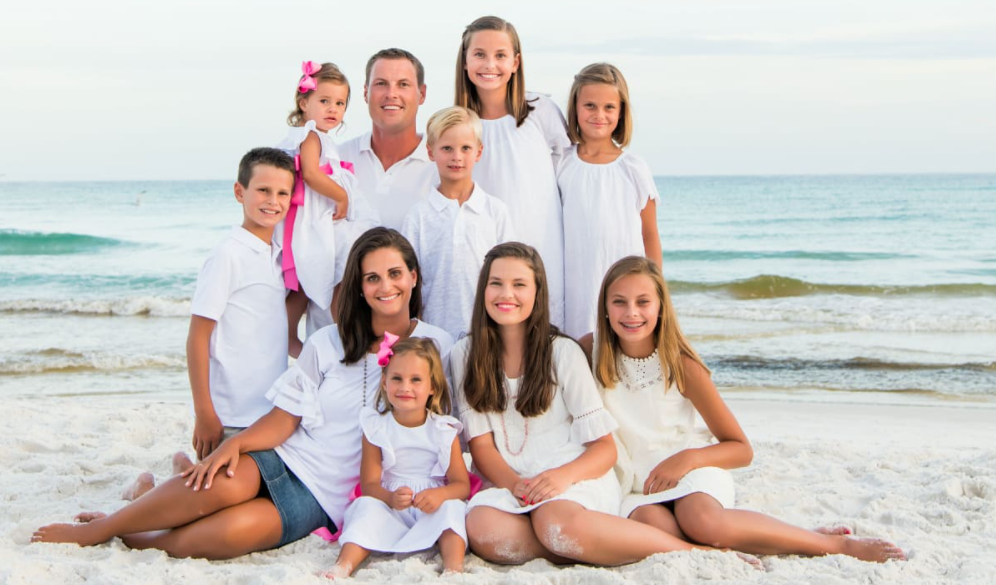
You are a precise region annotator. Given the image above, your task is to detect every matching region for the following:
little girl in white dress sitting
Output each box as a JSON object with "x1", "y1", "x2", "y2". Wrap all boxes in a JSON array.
[{"x1": 326, "y1": 336, "x2": 471, "y2": 578}]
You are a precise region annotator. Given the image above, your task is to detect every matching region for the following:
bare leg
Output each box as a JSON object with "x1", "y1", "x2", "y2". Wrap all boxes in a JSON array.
[
  {"x1": 465, "y1": 506, "x2": 571, "y2": 565},
  {"x1": 815, "y1": 525, "x2": 851, "y2": 536},
  {"x1": 32, "y1": 454, "x2": 262, "y2": 547},
  {"x1": 121, "y1": 472, "x2": 156, "y2": 501},
  {"x1": 673, "y1": 493, "x2": 905, "y2": 562},
  {"x1": 120, "y1": 497, "x2": 282, "y2": 559},
  {"x1": 438, "y1": 529, "x2": 466, "y2": 574},
  {"x1": 172, "y1": 452, "x2": 195, "y2": 475},
  {"x1": 629, "y1": 503, "x2": 687, "y2": 541},
  {"x1": 324, "y1": 542, "x2": 372, "y2": 579},
  {"x1": 286, "y1": 289, "x2": 308, "y2": 358},
  {"x1": 530, "y1": 500, "x2": 703, "y2": 566}
]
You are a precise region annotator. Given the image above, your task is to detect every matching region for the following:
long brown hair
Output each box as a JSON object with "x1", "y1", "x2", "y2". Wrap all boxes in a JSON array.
[
  {"x1": 594, "y1": 256, "x2": 709, "y2": 393},
  {"x1": 373, "y1": 337, "x2": 452, "y2": 416},
  {"x1": 337, "y1": 228, "x2": 423, "y2": 364},
  {"x1": 463, "y1": 242, "x2": 562, "y2": 417},
  {"x1": 566, "y1": 62, "x2": 633, "y2": 148},
  {"x1": 287, "y1": 62, "x2": 350, "y2": 127},
  {"x1": 455, "y1": 15, "x2": 534, "y2": 127}
]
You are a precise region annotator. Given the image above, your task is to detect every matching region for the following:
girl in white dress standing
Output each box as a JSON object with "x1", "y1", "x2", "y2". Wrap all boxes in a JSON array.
[
  {"x1": 279, "y1": 61, "x2": 379, "y2": 353},
  {"x1": 558, "y1": 63, "x2": 662, "y2": 339},
  {"x1": 581, "y1": 256, "x2": 906, "y2": 563},
  {"x1": 329, "y1": 337, "x2": 470, "y2": 577},
  {"x1": 455, "y1": 16, "x2": 571, "y2": 328},
  {"x1": 451, "y1": 242, "x2": 715, "y2": 566}
]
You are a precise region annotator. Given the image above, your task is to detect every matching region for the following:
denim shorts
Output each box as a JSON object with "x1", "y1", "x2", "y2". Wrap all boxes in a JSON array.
[{"x1": 248, "y1": 449, "x2": 335, "y2": 548}]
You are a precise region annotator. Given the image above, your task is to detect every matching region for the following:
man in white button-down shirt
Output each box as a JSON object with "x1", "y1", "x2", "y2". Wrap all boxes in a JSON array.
[{"x1": 339, "y1": 48, "x2": 439, "y2": 230}]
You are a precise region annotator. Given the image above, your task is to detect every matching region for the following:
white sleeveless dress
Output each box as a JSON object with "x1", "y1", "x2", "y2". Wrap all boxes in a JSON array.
[
  {"x1": 597, "y1": 349, "x2": 735, "y2": 518},
  {"x1": 275, "y1": 121, "x2": 380, "y2": 334},
  {"x1": 338, "y1": 408, "x2": 468, "y2": 552}
]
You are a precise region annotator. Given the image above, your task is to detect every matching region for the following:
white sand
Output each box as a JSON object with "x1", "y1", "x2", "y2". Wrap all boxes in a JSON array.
[{"x1": 4, "y1": 395, "x2": 995, "y2": 584}]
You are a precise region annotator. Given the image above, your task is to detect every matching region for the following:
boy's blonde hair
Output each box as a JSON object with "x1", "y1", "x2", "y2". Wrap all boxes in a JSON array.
[
  {"x1": 374, "y1": 337, "x2": 452, "y2": 416},
  {"x1": 455, "y1": 16, "x2": 534, "y2": 128},
  {"x1": 287, "y1": 62, "x2": 350, "y2": 127},
  {"x1": 426, "y1": 106, "x2": 483, "y2": 147},
  {"x1": 567, "y1": 62, "x2": 633, "y2": 148},
  {"x1": 594, "y1": 256, "x2": 709, "y2": 394}
]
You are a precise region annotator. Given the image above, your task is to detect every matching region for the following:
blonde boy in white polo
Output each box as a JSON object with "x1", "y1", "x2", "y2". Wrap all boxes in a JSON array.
[
  {"x1": 401, "y1": 106, "x2": 515, "y2": 339},
  {"x1": 187, "y1": 148, "x2": 295, "y2": 461}
]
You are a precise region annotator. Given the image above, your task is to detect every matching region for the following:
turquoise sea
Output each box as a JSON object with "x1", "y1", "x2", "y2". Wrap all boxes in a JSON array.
[{"x1": 1, "y1": 175, "x2": 994, "y2": 405}]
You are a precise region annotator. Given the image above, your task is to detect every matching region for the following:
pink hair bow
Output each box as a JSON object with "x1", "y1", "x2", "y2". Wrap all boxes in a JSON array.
[
  {"x1": 298, "y1": 61, "x2": 321, "y2": 93},
  {"x1": 377, "y1": 332, "x2": 400, "y2": 367}
]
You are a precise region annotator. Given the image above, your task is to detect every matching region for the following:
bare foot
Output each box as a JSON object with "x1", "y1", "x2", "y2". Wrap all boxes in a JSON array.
[
  {"x1": 31, "y1": 521, "x2": 111, "y2": 546},
  {"x1": 121, "y1": 472, "x2": 155, "y2": 501},
  {"x1": 840, "y1": 537, "x2": 906, "y2": 562},
  {"x1": 815, "y1": 525, "x2": 851, "y2": 536},
  {"x1": 172, "y1": 452, "x2": 194, "y2": 476},
  {"x1": 735, "y1": 551, "x2": 766, "y2": 571},
  {"x1": 73, "y1": 511, "x2": 107, "y2": 523}
]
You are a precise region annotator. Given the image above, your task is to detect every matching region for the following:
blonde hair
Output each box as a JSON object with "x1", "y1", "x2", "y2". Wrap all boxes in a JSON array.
[
  {"x1": 594, "y1": 256, "x2": 709, "y2": 394},
  {"x1": 426, "y1": 106, "x2": 483, "y2": 147},
  {"x1": 567, "y1": 62, "x2": 633, "y2": 148},
  {"x1": 455, "y1": 16, "x2": 534, "y2": 127},
  {"x1": 287, "y1": 62, "x2": 350, "y2": 127},
  {"x1": 374, "y1": 337, "x2": 452, "y2": 416}
]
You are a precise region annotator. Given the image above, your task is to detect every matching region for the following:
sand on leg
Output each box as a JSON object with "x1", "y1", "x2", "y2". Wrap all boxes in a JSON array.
[
  {"x1": 32, "y1": 454, "x2": 262, "y2": 547},
  {"x1": 673, "y1": 492, "x2": 905, "y2": 562},
  {"x1": 324, "y1": 542, "x2": 373, "y2": 579},
  {"x1": 529, "y1": 500, "x2": 702, "y2": 566},
  {"x1": 465, "y1": 506, "x2": 570, "y2": 565}
]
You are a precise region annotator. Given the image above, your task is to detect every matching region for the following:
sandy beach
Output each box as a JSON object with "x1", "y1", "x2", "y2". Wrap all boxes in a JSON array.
[{"x1": 5, "y1": 395, "x2": 993, "y2": 584}]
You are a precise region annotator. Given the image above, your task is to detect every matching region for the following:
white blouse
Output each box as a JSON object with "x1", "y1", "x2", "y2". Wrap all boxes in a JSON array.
[
  {"x1": 450, "y1": 335, "x2": 617, "y2": 477},
  {"x1": 472, "y1": 93, "x2": 571, "y2": 328},
  {"x1": 557, "y1": 146, "x2": 659, "y2": 338},
  {"x1": 267, "y1": 321, "x2": 453, "y2": 528}
]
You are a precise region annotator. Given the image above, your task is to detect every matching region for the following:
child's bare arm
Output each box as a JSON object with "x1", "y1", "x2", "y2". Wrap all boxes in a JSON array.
[
  {"x1": 300, "y1": 132, "x2": 348, "y2": 220},
  {"x1": 412, "y1": 436, "x2": 471, "y2": 513},
  {"x1": 468, "y1": 433, "x2": 524, "y2": 495},
  {"x1": 643, "y1": 356, "x2": 752, "y2": 494},
  {"x1": 359, "y1": 436, "x2": 411, "y2": 509},
  {"x1": 640, "y1": 198, "x2": 662, "y2": 269},
  {"x1": 187, "y1": 315, "x2": 223, "y2": 460}
]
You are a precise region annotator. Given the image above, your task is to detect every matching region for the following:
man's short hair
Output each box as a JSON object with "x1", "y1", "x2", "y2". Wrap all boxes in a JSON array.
[
  {"x1": 237, "y1": 147, "x2": 295, "y2": 187},
  {"x1": 364, "y1": 48, "x2": 425, "y2": 87}
]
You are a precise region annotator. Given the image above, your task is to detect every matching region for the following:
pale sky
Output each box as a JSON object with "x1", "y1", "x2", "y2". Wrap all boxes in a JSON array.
[{"x1": 2, "y1": 0, "x2": 995, "y2": 180}]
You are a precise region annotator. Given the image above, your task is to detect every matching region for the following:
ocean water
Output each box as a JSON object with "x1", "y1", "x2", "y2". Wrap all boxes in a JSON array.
[{"x1": 1, "y1": 175, "x2": 994, "y2": 405}]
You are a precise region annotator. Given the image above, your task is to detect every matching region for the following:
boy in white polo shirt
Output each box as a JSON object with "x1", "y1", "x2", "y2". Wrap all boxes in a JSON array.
[
  {"x1": 401, "y1": 106, "x2": 515, "y2": 339},
  {"x1": 186, "y1": 148, "x2": 296, "y2": 461}
]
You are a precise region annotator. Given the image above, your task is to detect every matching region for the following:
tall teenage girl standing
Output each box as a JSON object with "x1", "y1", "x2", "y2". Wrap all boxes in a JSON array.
[{"x1": 455, "y1": 16, "x2": 570, "y2": 328}]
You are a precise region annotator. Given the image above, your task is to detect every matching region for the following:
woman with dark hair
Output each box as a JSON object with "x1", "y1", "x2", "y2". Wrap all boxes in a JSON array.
[{"x1": 33, "y1": 228, "x2": 453, "y2": 560}]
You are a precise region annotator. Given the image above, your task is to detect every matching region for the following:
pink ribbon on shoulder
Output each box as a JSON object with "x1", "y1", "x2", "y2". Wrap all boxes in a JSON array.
[{"x1": 281, "y1": 156, "x2": 346, "y2": 291}]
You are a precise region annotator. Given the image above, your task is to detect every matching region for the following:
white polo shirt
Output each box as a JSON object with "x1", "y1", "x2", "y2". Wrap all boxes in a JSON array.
[
  {"x1": 338, "y1": 132, "x2": 439, "y2": 230},
  {"x1": 190, "y1": 226, "x2": 289, "y2": 427},
  {"x1": 401, "y1": 184, "x2": 516, "y2": 339}
]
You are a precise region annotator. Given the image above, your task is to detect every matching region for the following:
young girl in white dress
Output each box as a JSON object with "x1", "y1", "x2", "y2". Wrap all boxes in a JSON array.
[
  {"x1": 328, "y1": 337, "x2": 470, "y2": 577},
  {"x1": 558, "y1": 63, "x2": 662, "y2": 339},
  {"x1": 279, "y1": 61, "x2": 379, "y2": 353},
  {"x1": 581, "y1": 256, "x2": 907, "y2": 563},
  {"x1": 455, "y1": 16, "x2": 570, "y2": 328},
  {"x1": 451, "y1": 242, "x2": 715, "y2": 566}
]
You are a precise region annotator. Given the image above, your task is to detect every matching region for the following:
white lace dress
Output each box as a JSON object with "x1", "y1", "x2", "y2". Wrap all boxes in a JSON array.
[
  {"x1": 275, "y1": 121, "x2": 380, "y2": 333},
  {"x1": 597, "y1": 349, "x2": 735, "y2": 518},
  {"x1": 451, "y1": 336, "x2": 621, "y2": 515},
  {"x1": 338, "y1": 408, "x2": 468, "y2": 552}
]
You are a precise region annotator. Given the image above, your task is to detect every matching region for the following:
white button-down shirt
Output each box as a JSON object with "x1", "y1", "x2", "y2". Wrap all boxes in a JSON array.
[
  {"x1": 338, "y1": 132, "x2": 439, "y2": 230},
  {"x1": 401, "y1": 185, "x2": 516, "y2": 339}
]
